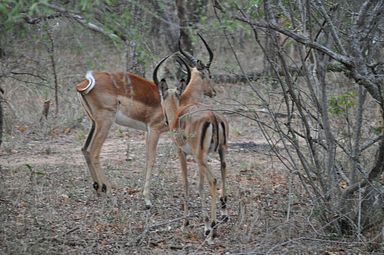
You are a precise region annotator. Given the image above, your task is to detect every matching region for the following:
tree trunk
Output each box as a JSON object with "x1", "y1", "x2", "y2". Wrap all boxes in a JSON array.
[
  {"x1": 262, "y1": 1, "x2": 278, "y2": 76},
  {"x1": 176, "y1": 0, "x2": 193, "y2": 53},
  {"x1": 46, "y1": 28, "x2": 59, "y2": 117},
  {"x1": 0, "y1": 87, "x2": 3, "y2": 147},
  {"x1": 150, "y1": 0, "x2": 179, "y2": 52}
]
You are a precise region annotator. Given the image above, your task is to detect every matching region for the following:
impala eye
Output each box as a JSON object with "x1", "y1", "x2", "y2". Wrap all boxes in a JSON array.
[{"x1": 201, "y1": 69, "x2": 211, "y2": 79}]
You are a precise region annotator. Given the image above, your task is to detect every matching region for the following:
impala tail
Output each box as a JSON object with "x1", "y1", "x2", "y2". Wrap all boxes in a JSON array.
[
  {"x1": 202, "y1": 118, "x2": 222, "y2": 153},
  {"x1": 76, "y1": 71, "x2": 96, "y2": 95},
  {"x1": 75, "y1": 71, "x2": 96, "y2": 122}
]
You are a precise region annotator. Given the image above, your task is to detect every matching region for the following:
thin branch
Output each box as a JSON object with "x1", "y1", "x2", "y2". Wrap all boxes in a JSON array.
[
  {"x1": 135, "y1": 215, "x2": 195, "y2": 244},
  {"x1": 40, "y1": 3, "x2": 123, "y2": 41},
  {"x1": 6, "y1": 76, "x2": 51, "y2": 88},
  {"x1": 21, "y1": 12, "x2": 63, "y2": 24},
  {"x1": 342, "y1": 137, "x2": 384, "y2": 198},
  {"x1": 9, "y1": 71, "x2": 47, "y2": 82},
  {"x1": 350, "y1": 87, "x2": 367, "y2": 183},
  {"x1": 360, "y1": 135, "x2": 383, "y2": 151},
  {"x1": 45, "y1": 28, "x2": 59, "y2": 116},
  {"x1": 313, "y1": 1, "x2": 347, "y2": 55},
  {"x1": 233, "y1": 15, "x2": 353, "y2": 67}
]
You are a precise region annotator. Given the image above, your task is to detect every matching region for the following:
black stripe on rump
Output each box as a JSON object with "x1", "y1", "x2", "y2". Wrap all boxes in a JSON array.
[
  {"x1": 213, "y1": 116, "x2": 219, "y2": 152},
  {"x1": 81, "y1": 95, "x2": 96, "y2": 150},
  {"x1": 82, "y1": 95, "x2": 96, "y2": 150},
  {"x1": 84, "y1": 122, "x2": 95, "y2": 150},
  {"x1": 201, "y1": 122, "x2": 211, "y2": 150},
  {"x1": 221, "y1": 121, "x2": 227, "y2": 145}
]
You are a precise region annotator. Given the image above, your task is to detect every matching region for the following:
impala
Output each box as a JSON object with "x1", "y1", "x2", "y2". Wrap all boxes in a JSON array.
[
  {"x1": 75, "y1": 34, "x2": 215, "y2": 208},
  {"x1": 153, "y1": 55, "x2": 229, "y2": 244}
]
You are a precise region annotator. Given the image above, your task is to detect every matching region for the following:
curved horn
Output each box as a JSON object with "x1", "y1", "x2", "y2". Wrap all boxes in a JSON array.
[
  {"x1": 176, "y1": 56, "x2": 191, "y2": 87},
  {"x1": 178, "y1": 36, "x2": 197, "y2": 67},
  {"x1": 153, "y1": 55, "x2": 170, "y2": 86},
  {"x1": 175, "y1": 57, "x2": 188, "y2": 75},
  {"x1": 197, "y1": 32, "x2": 213, "y2": 68}
]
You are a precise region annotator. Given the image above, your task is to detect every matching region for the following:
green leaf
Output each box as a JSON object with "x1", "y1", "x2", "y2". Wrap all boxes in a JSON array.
[
  {"x1": 328, "y1": 92, "x2": 355, "y2": 115},
  {"x1": 249, "y1": 0, "x2": 261, "y2": 5},
  {"x1": 25, "y1": 164, "x2": 33, "y2": 171},
  {"x1": 35, "y1": 171, "x2": 46, "y2": 176},
  {"x1": 29, "y1": 3, "x2": 40, "y2": 16}
]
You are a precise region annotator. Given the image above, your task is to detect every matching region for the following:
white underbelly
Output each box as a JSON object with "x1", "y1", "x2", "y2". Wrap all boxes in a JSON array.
[{"x1": 115, "y1": 111, "x2": 147, "y2": 131}]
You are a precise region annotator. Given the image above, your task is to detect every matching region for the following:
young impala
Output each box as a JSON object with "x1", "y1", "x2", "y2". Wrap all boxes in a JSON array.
[
  {"x1": 75, "y1": 34, "x2": 215, "y2": 208},
  {"x1": 153, "y1": 55, "x2": 229, "y2": 244}
]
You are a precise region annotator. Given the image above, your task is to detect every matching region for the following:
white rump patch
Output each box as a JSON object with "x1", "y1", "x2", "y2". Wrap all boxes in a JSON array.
[{"x1": 80, "y1": 70, "x2": 96, "y2": 94}]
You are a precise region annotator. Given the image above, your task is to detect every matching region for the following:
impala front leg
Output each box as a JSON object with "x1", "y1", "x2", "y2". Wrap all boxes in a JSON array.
[{"x1": 143, "y1": 128, "x2": 161, "y2": 209}]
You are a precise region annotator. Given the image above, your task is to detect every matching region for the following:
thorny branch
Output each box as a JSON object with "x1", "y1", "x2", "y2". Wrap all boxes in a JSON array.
[
  {"x1": 40, "y1": 3, "x2": 124, "y2": 41},
  {"x1": 233, "y1": 2, "x2": 384, "y2": 103},
  {"x1": 233, "y1": 15, "x2": 354, "y2": 67},
  {"x1": 217, "y1": 0, "x2": 384, "y2": 236}
]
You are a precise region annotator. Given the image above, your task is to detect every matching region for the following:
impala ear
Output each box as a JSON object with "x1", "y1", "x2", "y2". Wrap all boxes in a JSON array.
[
  {"x1": 177, "y1": 79, "x2": 187, "y2": 98},
  {"x1": 159, "y1": 78, "x2": 168, "y2": 100},
  {"x1": 196, "y1": 60, "x2": 205, "y2": 71},
  {"x1": 153, "y1": 55, "x2": 170, "y2": 86},
  {"x1": 175, "y1": 57, "x2": 188, "y2": 74},
  {"x1": 176, "y1": 56, "x2": 191, "y2": 86}
]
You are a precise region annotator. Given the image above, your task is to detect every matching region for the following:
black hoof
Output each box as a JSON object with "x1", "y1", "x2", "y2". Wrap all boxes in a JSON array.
[
  {"x1": 213, "y1": 229, "x2": 218, "y2": 238},
  {"x1": 101, "y1": 184, "x2": 107, "y2": 193},
  {"x1": 219, "y1": 215, "x2": 229, "y2": 223},
  {"x1": 220, "y1": 197, "x2": 227, "y2": 209},
  {"x1": 204, "y1": 228, "x2": 217, "y2": 238},
  {"x1": 93, "y1": 182, "x2": 99, "y2": 191}
]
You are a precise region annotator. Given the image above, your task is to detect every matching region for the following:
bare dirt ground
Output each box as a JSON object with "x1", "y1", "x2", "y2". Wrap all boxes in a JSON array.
[{"x1": 0, "y1": 84, "x2": 378, "y2": 254}]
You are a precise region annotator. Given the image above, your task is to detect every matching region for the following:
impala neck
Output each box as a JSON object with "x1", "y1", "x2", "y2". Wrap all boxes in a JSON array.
[
  {"x1": 179, "y1": 68, "x2": 204, "y2": 106},
  {"x1": 161, "y1": 89, "x2": 180, "y2": 129}
]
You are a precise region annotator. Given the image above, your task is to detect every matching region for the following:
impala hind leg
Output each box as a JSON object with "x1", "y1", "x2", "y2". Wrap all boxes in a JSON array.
[
  {"x1": 198, "y1": 158, "x2": 217, "y2": 244},
  {"x1": 177, "y1": 148, "x2": 189, "y2": 227},
  {"x1": 84, "y1": 113, "x2": 114, "y2": 195},
  {"x1": 218, "y1": 148, "x2": 228, "y2": 222},
  {"x1": 82, "y1": 121, "x2": 101, "y2": 191},
  {"x1": 143, "y1": 129, "x2": 161, "y2": 209}
]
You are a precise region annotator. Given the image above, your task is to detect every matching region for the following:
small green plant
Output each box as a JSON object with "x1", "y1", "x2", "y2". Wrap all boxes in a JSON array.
[
  {"x1": 117, "y1": 128, "x2": 125, "y2": 138},
  {"x1": 239, "y1": 162, "x2": 249, "y2": 172},
  {"x1": 74, "y1": 129, "x2": 86, "y2": 142},
  {"x1": 328, "y1": 92, "x2": 355, "y2": 115},
  {"x1": 158, "y1": 167, "x2": 165, "y2": 176},
  {"x1": 25, "y1": 164, "x2": 46, "y2": 182}
]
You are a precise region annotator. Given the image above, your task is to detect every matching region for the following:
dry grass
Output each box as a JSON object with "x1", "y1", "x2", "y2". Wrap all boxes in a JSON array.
[{"x1": 1, "y1": 82, "x2": 379, "y2": 254}]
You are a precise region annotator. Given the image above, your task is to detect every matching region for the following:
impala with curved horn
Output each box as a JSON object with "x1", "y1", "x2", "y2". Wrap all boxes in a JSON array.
[
  {"x1": 75, "y1": 34, "x2": 215, "y2": 209},
  {"x1": 153, "y1": 55, "x2": 229, "y2": 244},
  {"x1": 177, "y1": 33, "x2": 215, "y2": 106}
]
